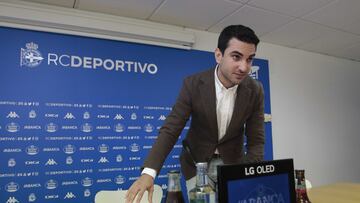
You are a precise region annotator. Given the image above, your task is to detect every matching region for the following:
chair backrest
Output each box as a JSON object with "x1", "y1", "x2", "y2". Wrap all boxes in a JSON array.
[{"x1": 95, "y1": 184, "x2": 163, "y2": 203}]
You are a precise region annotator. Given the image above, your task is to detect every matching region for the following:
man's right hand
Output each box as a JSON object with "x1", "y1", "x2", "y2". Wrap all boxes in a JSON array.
[{"x1": 125, "y1": 174, "x2": 154, "y2": 203}]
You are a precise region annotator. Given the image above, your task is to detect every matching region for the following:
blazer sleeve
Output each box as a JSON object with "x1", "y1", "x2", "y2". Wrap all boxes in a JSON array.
[
  {"x1": 243, "y1": 81, "x2": 265, "y2": 163},
  {"x1": 142, "y1": 78, "x2": 192, "y2": 174}
]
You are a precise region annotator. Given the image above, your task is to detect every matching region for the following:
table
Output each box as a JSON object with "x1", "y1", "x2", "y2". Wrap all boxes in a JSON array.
[{"x1": 307, "y1": 182, "x2": 360, "y2": 203}]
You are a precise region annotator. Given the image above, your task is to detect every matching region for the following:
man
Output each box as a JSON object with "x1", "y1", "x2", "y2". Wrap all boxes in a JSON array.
[{"x1": 126, "y1": 24, "x2": 265, "y2": 203}]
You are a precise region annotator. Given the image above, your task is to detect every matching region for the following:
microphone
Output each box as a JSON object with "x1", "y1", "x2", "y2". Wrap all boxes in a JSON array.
[
  {"x1": 182, "y1": 140, "x2": 217, "y2": 189},
  {"x1": 182, "y1": 139, "x2": 197, "y2": 166}
]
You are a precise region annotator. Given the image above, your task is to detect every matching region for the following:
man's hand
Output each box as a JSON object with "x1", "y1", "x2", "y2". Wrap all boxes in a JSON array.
[{"x1": 125, "y1": 174, "x2": 154, "y2": 203}]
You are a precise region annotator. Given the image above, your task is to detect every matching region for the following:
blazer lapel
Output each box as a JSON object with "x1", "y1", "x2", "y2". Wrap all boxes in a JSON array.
[
  {"x1": 219, "y1": 76, "x2": 251, "y2": 143},
  {"x1": 199, "y1": 69, "x2": 218, "y2": 139}
]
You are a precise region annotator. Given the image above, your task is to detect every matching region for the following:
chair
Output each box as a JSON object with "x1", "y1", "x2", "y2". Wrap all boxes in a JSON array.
[{"x1": 95, "y1": 184, "x2": 163, "y2": 203}]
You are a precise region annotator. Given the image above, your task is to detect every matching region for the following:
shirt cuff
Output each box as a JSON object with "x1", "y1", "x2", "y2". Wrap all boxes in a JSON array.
[{"x1": 141, "y1": 167, "x2": 157, "y2": 179}]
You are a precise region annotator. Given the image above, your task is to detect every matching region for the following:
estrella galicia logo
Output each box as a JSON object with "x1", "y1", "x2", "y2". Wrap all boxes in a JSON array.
[
  {"x1": 63, "y1": 144, "x2": 76, "y2": 154},
  {"x1": 98, "y1": 144, "x2": 109, "y2": 153},
  {"x1": 45, "y1": 179, "x2": 58, "y2": 189},
  {"x1": 144, "y1": 123, "x2": 154, "y2": 133},
  {"x1": 130, "y1": 143, "x2": 140, "y2": 152},
  {"x1": 6, "y1": 122, "x2": 20, "y2": 133},
  {"x1": 81, "y1": 177, "x2": 93, "y2": 187},
  {"x1": 20, "y1": 42, "x2": 44, "y2": 67},
  {"x1": 81, "y1": 123, "x2": 93, "y2": 133},
  {"x1": 26, "y1": 145, "x2": 39, "y2": 155},
  {"x1": 45, "y1": 123, "x2": 58, "y2": 133},
  {"x1": 115, "y1": 175, "x2": 125, "y2": 184},
  {"x1": 5, "y1": 182, "x2": 19, "y2": 192},
  {"x1": 114, "y1": 123, "x2": 125, "y2": 132}
]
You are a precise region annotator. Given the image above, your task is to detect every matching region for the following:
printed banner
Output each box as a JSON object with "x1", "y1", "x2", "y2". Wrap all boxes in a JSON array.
[{"x1": 0, "y1": 26, "x2": 272, "y2": 203}]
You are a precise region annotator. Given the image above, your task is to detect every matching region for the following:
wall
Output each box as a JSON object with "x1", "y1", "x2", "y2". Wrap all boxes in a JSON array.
[
  {"x1": 259, "y1": 43, "x2": 360, "y2": 186},
  {"x1": 2, "y1": 1, "x2": 360, "y2": 187}
]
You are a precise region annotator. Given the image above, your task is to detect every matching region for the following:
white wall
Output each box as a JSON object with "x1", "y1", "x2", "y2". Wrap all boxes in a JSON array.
[
  {"x1": 2, "y1": 1, "x2": 360, "y2": 187},
  {"x1": 259, "y1": 43, "x2": 360, "y2": 186}
]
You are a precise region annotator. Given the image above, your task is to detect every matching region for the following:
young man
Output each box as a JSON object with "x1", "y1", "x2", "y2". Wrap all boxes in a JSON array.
[{"x1": 126, "y1": 24, "x2": 265, "y2": 203}]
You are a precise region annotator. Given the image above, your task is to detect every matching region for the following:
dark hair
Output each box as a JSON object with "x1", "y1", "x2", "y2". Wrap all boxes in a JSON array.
[{"x1": 217, "y1": 25, "x2": 259, "y2": 54}]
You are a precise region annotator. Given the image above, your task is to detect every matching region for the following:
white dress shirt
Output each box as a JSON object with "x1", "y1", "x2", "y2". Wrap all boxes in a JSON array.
[
  {"x1": 214, "y1": 66, "x2": 238, "y2": 151},
  {"x1": 142, "y1": 66, "x2": 238, "y2": 178}
]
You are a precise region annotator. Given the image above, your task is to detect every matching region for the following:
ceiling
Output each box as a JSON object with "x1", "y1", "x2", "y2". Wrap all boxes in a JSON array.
[{"x1": 21, "y1": 0, "x2": 360, "y2": 62}]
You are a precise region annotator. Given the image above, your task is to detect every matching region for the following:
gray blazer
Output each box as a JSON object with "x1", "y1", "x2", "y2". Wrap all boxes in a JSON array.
[{"x1": 143, "y1": 68, "x2": 265, "y2": 180}]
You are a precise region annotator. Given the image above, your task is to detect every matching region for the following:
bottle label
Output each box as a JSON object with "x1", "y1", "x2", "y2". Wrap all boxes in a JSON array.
[{"x1": 190, "y1": 193, "x2": 215, "y2": 203}]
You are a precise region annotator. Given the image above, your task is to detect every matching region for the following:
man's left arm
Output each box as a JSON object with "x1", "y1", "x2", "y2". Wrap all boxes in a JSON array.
[{"x1": 244, "y1": 82, "x2": 265, "y2": 163}]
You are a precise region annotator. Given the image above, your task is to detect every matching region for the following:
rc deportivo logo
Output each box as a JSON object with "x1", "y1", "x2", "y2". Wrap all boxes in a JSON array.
[{"x1": 20, "y1": 42, "x2": 44, "y2": 67}]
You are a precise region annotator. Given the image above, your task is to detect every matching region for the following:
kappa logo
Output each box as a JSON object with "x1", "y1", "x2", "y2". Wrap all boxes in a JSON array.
[
  {"x1": 6, "y1": 112, "x2": 19, "y2": 118},
  {"x1": 114, "y1": 114, "x2": 124, "y2": 120},
  {"x1": 98, "y1": 157, "x2": 109, "y2": 163},
  {"x1": 158, "y1": 115, "x2": 166, "y2": 120},
  {"x1": 20, "y1": 42, "x2": 44, "y2": 67},
  {"x1": 64, "y1": 192, "x2": 76, "y2": 199},
  {"x1": 45, "y1": 158, "x2": 58, "y2": 165},
  {"x1": 64, "y1": 113, "x2": 75, "y2": 119},
  {"x1": 6, "y1": 197, "x2": 19, "y2": 203}
]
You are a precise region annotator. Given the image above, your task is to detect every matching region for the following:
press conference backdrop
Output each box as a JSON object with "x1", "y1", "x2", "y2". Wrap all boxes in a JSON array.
[{"x1": 0, "y1": 26, "x2": 272, "y2": 203}]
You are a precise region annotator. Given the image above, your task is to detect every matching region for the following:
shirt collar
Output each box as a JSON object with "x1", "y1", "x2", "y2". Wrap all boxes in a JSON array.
[{"x1": 214, "y1": 65, "x2": 238, "y2": 93}]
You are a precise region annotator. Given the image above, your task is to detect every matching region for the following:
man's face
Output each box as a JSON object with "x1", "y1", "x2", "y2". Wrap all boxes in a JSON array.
[{"x1": 215, "y1": 38, "x2": 256, "y2": 88}]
